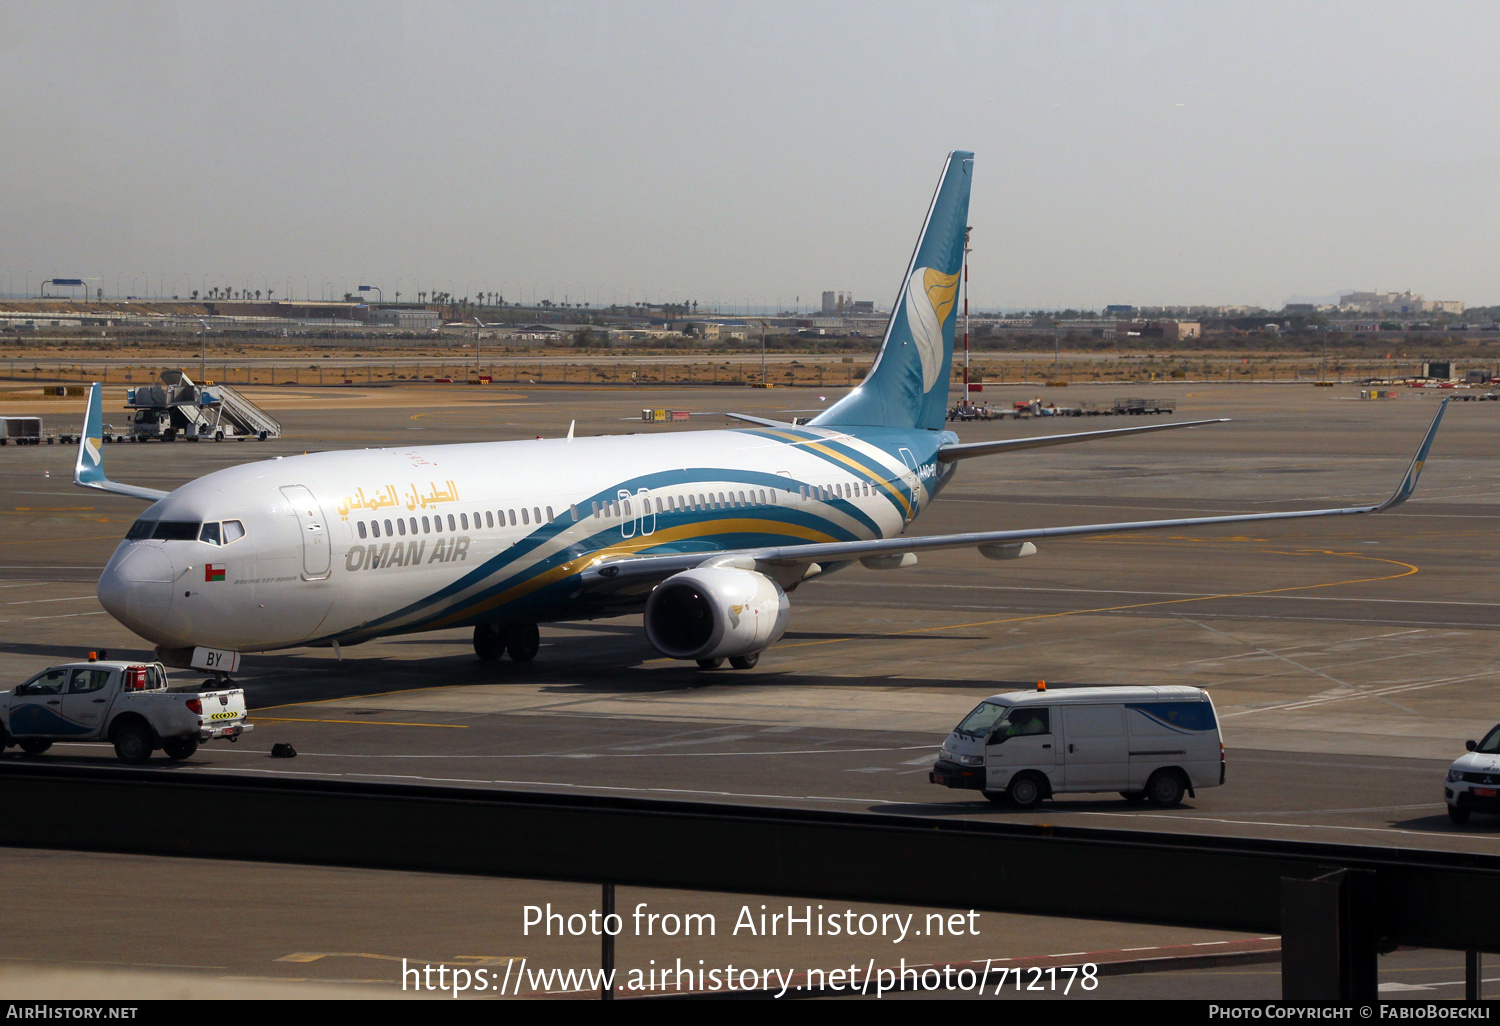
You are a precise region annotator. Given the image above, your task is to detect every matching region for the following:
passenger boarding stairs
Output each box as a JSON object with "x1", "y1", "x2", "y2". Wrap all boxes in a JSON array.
[{"x1": 126, "y1": 370, "x2": 281, "y2": 441}]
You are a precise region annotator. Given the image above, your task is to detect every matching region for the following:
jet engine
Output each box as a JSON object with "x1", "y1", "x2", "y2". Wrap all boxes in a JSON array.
[{"x1": 644, "y1": 566, "x2": 791, "y2": 661}]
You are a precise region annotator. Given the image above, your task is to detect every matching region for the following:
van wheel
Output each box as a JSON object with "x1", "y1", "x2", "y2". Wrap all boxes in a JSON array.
[
  {"x1": 1007, "y1": 773, "x2": 1045, "y2": 810},
  {"x1": 113, "y1": 722, "x2": 153, "y2": 765},
  {"x1": 18, "y1": 739, "x2": 51, "y2": 756},
  {"x1": 1120, "y1": 790, "x2": 1148, "y2": 804},
  {"x1": 1449, "y1": 805, "x2": 1471, "y2": 825},
  {"x1": 1145, "y1": 770, "x2": 1187, "y2": 807}
]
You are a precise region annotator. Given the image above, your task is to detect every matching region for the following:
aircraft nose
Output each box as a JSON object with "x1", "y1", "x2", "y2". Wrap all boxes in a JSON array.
[{"x1": 97, "y1": 544, "x2": 177, "y2": 639}]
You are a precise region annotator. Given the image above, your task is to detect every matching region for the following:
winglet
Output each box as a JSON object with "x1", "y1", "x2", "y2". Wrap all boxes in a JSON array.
[
  {"x1": 73, "y1": 383, "x2": 169, "y2": 502},
  {"x1": 1375, "y1": 397, "x2": 1449, "y2": 512}
]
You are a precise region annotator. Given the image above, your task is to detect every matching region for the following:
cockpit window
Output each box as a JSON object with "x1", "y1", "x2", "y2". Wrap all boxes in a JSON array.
[
  {"x1": 222, "y1": 520, "x2": 245, "y2": 543},
  {"x1": 199, "y1": 522, "x2": 221, "y2": 545},
  {"x1": 126, "y1": 520, "x2": 201, "y2": 541}
]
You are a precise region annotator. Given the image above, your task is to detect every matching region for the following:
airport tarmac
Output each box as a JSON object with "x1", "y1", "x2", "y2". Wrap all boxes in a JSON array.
[{"x1": 0, "y1": 380, "x2": 1495, "y2": 997}]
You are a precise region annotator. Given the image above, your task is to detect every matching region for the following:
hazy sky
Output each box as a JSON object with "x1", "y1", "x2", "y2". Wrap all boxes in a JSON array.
[{"x1": 3, "y1": 0, "x2": 1499, "y2": 311}]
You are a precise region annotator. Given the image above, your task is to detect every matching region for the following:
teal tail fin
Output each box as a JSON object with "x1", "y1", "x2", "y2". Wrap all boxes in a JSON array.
[
  {"x1": 74, "y1": 383, "x2": 168, "y2": 501},
  {"x1": 811, "y1": 151, "x2": 973, "y2": 432}
]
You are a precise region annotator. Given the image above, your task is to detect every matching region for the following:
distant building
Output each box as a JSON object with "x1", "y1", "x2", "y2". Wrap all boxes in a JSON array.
[
  {"x1": 1116, "y1": 319, "x2": 1200, "y2": 341},
  {"x1": 362, "y1": 306, "x2": 441, "y2": 330},
  {"x1": 1338, "y1": 291, "x2": 1461, "y2": 316},
  {"x1": 821, "y1": 291, "x2": 836, "y2": 315}
]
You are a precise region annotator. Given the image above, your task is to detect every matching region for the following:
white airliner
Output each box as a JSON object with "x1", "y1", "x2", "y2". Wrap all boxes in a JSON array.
[{"x1": 74, "y1": 152, "x2": 1448, "y2": 676}]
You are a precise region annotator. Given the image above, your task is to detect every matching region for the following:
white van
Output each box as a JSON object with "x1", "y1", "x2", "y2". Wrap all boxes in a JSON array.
[{"x1": 929, "y1": 685, "x2": 1224, "y2": 809}]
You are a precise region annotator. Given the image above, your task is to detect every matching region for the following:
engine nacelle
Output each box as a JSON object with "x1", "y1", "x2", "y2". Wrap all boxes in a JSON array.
[{"x1": 644, "y1": 567, "x2": 791, "y2": 661}]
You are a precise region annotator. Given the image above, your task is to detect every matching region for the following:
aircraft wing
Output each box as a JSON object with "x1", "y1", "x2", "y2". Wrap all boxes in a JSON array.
[
  {"x1": 73, "y1": 383, "x2": 169, "y2": 502},
  {"x1": 580, "y1": 399, "x2": 1448, "y2": 590}
]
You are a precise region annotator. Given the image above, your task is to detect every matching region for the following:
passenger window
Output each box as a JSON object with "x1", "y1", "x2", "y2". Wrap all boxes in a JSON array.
[
  {"x1": 357, "y1": 522, "x2": 367, "y2": 539},
  {"x1": 448, "y1": 514, "x2": 456, "y2": 531},
  {"x1": 384, "y1": 519, "x2": 393, "y2": 536},
  {"x1": 591, "y1": 502, "x2": 599, "y2": 518},
  {"x1": 487, "y1": 511, "x2": 495, "y2": 528},
  {"x1": 408, "y1": 518, "x2": 417, "y2": 535},
  {"x1": 68, "y1": 669, "x2": 111, "y2": 694},
  {"x1": 533, "y1": 507, "x2": 541, "y2": 524},
  {"x1": 545, "y1": 506, "x2": 553, "y2": 521},
  {"x1": 623, "y1": 499, "x2": 632, "y2": 517},
  {"x1": 372, "y1": 521, "x2": 382, "y2": 538},
  {"x1": 509, "y1": 510, "x2": 517, "y2": 526},
  {"x1": 397, "y1": 518, "x2": 407, "y2": 536},
  {"x1": 655, "y1": 498, "x2": 664, "y2": 513},
  {"x1": 422, "y1": 516, "x2": 431, "y2": 533},
  {"x1": 460, "y1": 513, "x2": 468, "y2": 530},
  {"x1": 199, "y1": 522, "x2": 221, "y2": 545}
]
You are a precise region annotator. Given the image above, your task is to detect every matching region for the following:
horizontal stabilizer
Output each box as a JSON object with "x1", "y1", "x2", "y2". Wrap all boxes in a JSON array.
[{"x1": 938, "y1": 418, "x2": 1229, "y2": 462}]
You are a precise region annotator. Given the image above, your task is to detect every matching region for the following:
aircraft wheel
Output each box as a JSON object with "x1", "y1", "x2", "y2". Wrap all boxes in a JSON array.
[
  {"x1": 505, "y1": 623, "x2": 539, "y2": 662},
  {"x1": 696, "y1": 658, "x2": 724, "y2": 670},
  {"x1": 728, "y1": 652, "x2": 760, "y2": 670},
  {"x1": 473, "y1": 623, "x2": 506, "y2": 662}
]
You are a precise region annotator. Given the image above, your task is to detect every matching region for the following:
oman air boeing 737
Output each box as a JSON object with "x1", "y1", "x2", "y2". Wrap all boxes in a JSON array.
[{"x1": 74, "y1": 152, "x2": 1448, "y2": 677}]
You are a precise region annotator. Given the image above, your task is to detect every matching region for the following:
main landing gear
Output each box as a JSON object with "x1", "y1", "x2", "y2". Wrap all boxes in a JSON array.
[
  {"x1": 474, "y1": 622, "x2": 540, "y2": 663},
  {"x1": 696, "y1": 652, "x2": 760, "y2": 670}
]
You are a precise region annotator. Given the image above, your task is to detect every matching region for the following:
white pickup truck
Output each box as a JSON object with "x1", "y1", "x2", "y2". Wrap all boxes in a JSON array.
[{"x1": 0, "y1": 660, "x2": 251, "y2": 764}]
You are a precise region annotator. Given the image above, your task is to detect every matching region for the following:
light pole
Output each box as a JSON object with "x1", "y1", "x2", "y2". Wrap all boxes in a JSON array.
[{"x1": 357, "y1": 284, "x2": 382, "y2": 304}]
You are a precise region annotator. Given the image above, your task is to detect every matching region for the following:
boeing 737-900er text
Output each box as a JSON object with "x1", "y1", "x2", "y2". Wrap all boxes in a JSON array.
[{"x1": 74, "y1": 152, "x2": 1448, "y2": 677}]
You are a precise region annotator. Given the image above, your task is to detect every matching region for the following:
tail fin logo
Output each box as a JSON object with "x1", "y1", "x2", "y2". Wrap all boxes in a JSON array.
[{"x1": 904, "y1": 266, "x2": 960, "y2": 391}]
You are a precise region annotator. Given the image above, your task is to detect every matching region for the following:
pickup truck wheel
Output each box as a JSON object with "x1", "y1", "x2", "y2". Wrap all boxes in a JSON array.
[
  {"x1": 163, "y1": 738, "x2": 198, "y2": 761},
  {"x1": 113, "y1": 722, "x2": 153, "y2": 765},
  {"x1": 18, "y1": 739, "x2": 51, "y2": 756},
  {"x1": 1145, "y1": 769, "x2": 1187, "y2": 807},
  {"x1": 1007, "y1": 773, "x2": 1045, "y2": 810},
  {"x1": 1449, "y1": 805, "x2": 1471, "y2": 825}
]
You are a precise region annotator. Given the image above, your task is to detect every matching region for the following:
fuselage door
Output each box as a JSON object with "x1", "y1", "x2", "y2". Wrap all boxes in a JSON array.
[{"x1": 280, "y1": 485, "x2": 332, "y2": 581}]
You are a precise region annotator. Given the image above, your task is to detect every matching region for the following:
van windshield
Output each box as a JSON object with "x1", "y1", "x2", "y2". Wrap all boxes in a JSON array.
[{"x1": 956, "y1": 702, "x2": 1008, "y2": 737}]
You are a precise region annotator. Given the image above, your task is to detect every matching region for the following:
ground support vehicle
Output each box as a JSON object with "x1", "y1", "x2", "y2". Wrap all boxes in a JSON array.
[
  {"x1": 1444, "y1": 725, "x2": 1500, "y2": 824},
  {"x1": 0, "y1": 660, "x2": 251, "y2": 764},
  {"x1": 930, "y1": 684, "x2": 1223, "y2": 809}
]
